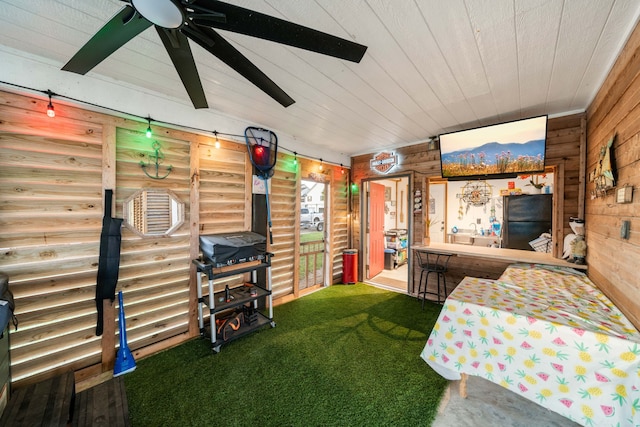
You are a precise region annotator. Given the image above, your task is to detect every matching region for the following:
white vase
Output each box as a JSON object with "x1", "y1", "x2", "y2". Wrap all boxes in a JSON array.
[{"x1": 530, "y1": 187, "x2": 542, "y2": 194}]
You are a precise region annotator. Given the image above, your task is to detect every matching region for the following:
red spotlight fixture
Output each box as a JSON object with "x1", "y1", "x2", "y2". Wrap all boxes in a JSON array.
[
  {"x1": 246, "y1": 127, "x2": 277, "y2": 173},
  {"x1": 251, "y1": 143, "x2": 271, "y2": 167}
]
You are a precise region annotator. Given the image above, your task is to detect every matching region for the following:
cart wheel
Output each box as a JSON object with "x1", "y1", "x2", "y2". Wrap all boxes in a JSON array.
[
  {"x1": 212, "y1": 345, "x2": 221, "y2": 353},
  {"x1": 270, "y1": 321, "x2": 276, "y2": 328}
]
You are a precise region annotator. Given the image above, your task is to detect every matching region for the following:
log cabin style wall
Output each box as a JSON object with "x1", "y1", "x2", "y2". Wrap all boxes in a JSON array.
[
  {"x1": 116, "y1": 128, "x2": 192, "y2": 358},
  {"x1": 0, "y1": 96, "x2": 105, "y2": 387},
  {"x1": 350, "y1": 113, "x2": 586, "y2": 288},
  {"x1": 269, "y1": 153, "x2": 297, "y2": 299},
  {"x1": 0, "y1": 89, "x2": 350, "y2": 388},
  {"x1": 330, "y1": 167, "x2": 350, "y2": 284},
  {"x1": 198, "y1": 140, "x2": 252, "y2": 235},
  {"x1": 585, "y1": 21, "x2": 640, "y2": 329},
  {"x1": 195, "y1": 139, "x2": 253, "y2": 307}
]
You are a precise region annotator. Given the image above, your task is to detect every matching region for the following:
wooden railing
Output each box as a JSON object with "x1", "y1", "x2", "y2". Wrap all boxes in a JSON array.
[{"x1": 299, "y1": 240, "x2": 324, "y2": 290}]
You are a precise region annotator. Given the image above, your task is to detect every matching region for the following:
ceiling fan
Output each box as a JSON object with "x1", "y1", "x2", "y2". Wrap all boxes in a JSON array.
[{"x1": 62, "y1": 0, "x2": 368, "y2": 108}]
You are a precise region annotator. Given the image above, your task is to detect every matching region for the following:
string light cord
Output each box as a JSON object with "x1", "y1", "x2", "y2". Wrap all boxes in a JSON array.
[{"x1": 0, "y1": 80, "x2": 350, "y2": 170}]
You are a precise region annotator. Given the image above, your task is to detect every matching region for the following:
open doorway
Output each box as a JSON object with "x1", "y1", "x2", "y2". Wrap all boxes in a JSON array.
[
  {"x1": 298, "y1": 179, "x2": 327, "y2": 293},
  {"x1": 362, "y1": 176, "x2": 410, "y2": 293},
  {"x1": 427, "y1": 179, "x2": 447, "y2": 244}
]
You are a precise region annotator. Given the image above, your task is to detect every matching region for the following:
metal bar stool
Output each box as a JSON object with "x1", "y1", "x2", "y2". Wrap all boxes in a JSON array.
[{"x1": 415, "y1": 250, "x2": 454, "y2": 308}]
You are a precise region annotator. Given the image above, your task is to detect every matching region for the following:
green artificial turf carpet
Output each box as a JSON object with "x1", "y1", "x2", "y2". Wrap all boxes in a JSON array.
[{"x1": 124, "y1": 283, "x2": 448, "y2": 426}]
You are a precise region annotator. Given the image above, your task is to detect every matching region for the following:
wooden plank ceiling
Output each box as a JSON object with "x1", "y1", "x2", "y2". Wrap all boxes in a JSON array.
[{"x1": 0, "y1": 0, "x2": 638, "y2": 161}]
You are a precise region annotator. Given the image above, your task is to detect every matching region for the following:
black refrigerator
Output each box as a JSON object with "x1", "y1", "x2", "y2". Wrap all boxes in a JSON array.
[{"x1": 502, "y1": 194, "x2": 552, "y2": 250}]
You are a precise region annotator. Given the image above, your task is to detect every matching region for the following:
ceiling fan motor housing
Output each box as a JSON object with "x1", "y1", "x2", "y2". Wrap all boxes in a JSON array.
[{"x1": 131, "y1": 0, "x2": 185, "y2": 29}]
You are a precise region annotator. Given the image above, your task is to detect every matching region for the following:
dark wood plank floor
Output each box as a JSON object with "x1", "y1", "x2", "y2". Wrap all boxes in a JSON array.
[
  {"x1": 0, "y1": 371, "x2": 75, "y2": 426},
  {"x1": 73, "y1": 376, "x2": 129, "y2": 427}
]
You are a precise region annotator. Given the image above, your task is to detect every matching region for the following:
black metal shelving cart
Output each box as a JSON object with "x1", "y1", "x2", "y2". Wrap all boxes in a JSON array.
[{"x1": 193, "y1": 254, "x2": 275, "y2": 353}]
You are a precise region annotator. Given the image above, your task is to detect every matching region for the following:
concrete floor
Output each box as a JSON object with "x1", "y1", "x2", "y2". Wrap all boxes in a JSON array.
[
  {"x1": 367, "y1": 263, "x2": 410, "y2": 293},
  {"x1": 431, "y1": 374, "x2": 580, "y2": 427}
]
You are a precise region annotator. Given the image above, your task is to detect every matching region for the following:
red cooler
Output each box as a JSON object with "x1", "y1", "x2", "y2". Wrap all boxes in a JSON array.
[{"x1": 342, "y1": 249, "x2": 358, "y2": 284}]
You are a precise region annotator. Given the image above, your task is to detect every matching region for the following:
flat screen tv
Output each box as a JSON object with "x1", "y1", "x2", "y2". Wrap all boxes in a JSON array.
[{"x1": 439, "y1": 115, "x2": 547, "y2": 181}]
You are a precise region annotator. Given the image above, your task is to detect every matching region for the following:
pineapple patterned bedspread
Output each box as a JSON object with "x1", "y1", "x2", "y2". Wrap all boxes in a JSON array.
[{"x1": 420, "y1": 263, "x2": 640, "y2": 427}]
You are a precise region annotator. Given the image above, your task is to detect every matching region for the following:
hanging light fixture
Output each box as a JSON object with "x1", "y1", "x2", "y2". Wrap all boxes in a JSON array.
[
  {"x1": 46, "y1": 90, "x2": 55, "y2": 118},
  {"x1": 145, "y1": 116, "x2": 152, "y2": 138},
  {"x1": 293, "y1": 152, "x2": 298, "y2": 166},
  {"x1": 213, "y1": 131, "x2": 220, "y2": 149},
  {"x1": 319, "y1": 159, "x2": 323, "y2": 171},
  {"x1": 340, "y1": 164, "x2": 345, "y2": 174}
]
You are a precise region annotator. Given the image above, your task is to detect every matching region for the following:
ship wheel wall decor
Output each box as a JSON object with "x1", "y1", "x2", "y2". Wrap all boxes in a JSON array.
[{"x1": 457, "y1": 181, "x2": 493, "y2": 207}]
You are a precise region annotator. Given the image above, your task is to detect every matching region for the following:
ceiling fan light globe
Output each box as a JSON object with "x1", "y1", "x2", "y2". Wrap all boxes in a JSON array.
[{"x1": 131, "y1": 0, "x2": 184, "y2": 29}]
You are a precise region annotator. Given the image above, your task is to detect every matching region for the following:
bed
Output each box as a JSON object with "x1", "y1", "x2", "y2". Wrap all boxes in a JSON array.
[{"x1": 421, "y1": 263, "x2": 640, "y2": 427}]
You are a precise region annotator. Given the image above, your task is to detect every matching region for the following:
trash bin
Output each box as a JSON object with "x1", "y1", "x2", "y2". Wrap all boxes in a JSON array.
[
  {"x1": 384, "y1": 249, "x2": 396, "y2": 270},
  {"x1": 342, "y1": 249, "x2": 358, "y2": 284}
]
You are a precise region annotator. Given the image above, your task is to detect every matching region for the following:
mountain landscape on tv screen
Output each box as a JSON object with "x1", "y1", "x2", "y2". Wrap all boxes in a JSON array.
[{"x1": 441, "y1": 139, "x2": 545, "y2": 177}]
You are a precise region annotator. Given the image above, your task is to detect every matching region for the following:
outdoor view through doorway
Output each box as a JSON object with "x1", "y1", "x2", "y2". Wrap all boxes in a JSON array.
[{"x1": 298, "y1": 180, "x2": 326, "y2": 292}]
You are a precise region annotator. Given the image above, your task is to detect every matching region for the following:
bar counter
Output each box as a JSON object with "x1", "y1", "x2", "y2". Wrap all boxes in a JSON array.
[{"x1": 413, "y1": 242, "x2": 587, "y2": 270}]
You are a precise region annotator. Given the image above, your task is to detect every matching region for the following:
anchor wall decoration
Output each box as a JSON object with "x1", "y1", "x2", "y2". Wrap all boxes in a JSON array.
[{"x1": 140, "y1": 141, "x2": 172, "y2": 180}]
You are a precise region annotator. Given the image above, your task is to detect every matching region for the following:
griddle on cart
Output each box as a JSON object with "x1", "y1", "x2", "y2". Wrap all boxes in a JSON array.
[
  {"x1": 199, "y1": 232, "x2": 267, "y2": 268},
  {"x1": 194, "y1": 234, "x2": 274, "y2": 353}
]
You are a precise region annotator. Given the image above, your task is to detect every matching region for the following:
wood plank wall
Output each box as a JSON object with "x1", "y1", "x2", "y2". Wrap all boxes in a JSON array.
[
  {"x1": 350, "y1": 114, "x2": 585, "y2": 287},
  {"x1": 585, "y1": 21, "x2": 640, "y2": 329},
  {"x1": 0, "y1": 98, "x2": 104, "y2": 386},
  {"x1": 198, "y1": 142, "x2": 251, "y2": 235},
  {"x1": 330, "y1": 167, "x2": 350, "y2": 283},
  {"x1": 269, "y1": 153, "x2": 297, "y2": 299},
  {"x1": 115, "y1": 128, "x2": 192, "y2": 354},
  {"x1": 0, "y1": 89, "x2": 351, "y2": 387},
  {"x1": 196, "y1": 139, "x2": 252, "y2": 297}
]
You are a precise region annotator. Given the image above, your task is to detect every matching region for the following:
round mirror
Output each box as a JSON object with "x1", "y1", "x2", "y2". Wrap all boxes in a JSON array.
[{"x1": 123, "y1": 189, "x2": 184, "y2": 236}]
